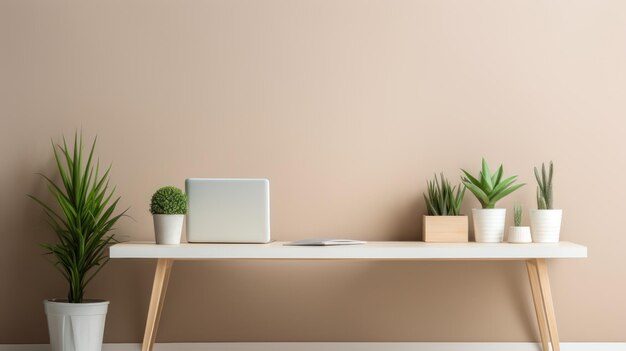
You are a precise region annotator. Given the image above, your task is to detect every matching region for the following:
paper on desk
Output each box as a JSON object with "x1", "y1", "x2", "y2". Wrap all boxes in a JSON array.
[{"x1": 285, "y1": 239, "x2": 367, "y2": 246}]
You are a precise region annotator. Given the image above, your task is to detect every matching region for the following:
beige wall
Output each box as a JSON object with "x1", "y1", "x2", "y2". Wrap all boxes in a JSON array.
[{"x1": 2, "y1": 0, "x2": 625, "y2": 343}]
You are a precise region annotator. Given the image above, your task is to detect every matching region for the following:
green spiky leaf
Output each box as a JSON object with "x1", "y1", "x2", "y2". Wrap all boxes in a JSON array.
[
  {"x1": 513, "y1": 203, "x2": 523, "y2": 226},
  {"x1": 460, "y1": 158, "x2": 525, "y2": 209},
  {"x1": 29, "y1": 132, "x2": 126, "y2": 303},
  {"x1": 424, "y1": 173, "x2": 466, "y2": 216},
  {"x1": 534, "y1": 161, "x2": 554, "y2": 209}
]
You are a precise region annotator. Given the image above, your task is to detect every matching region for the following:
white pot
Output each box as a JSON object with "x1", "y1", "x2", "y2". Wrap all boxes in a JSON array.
[
  {"x1": 508, "y1": 226, "x2": 532, "y2": 243},
  {"x1": 44, "y1": 299, "x2": 109, "y2": 351},
  {"x1": 530, "y1": 209, "x2": 562, "y2": 243},
  {"x1": 153, "y1": 214, "x2": 184, "y2": 244},
  {"x1": 472, "y1": 208, "x2": 506, "y2": 243}
]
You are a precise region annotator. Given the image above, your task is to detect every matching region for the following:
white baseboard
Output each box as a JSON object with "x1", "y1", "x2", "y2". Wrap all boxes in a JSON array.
[{"x1": 1, "y1": 343, "x2": 625, "y2": 351}]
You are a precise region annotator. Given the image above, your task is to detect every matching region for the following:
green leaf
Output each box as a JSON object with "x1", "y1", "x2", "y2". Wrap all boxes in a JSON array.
[
  {"x1": 534, "y1": 167, "x2": 544, "y2": 193},
  {"x1": 424, "y1": 173, "x2": 465, "y2": 216},
  {"x1": 460, "y1": 169, "x2": 482, "y2": 188},
  {"x1": 489, "y1": 175, "x2": 518, "y2": 199},
  {"x1": 462, "y1": 181, "x2": 490, "y2": 208},
  {"x1": 490, "y1": 183, "x2": 526, "y2": 205},
  {"x1": 481, "y1": 158, "x2": 493, "y2": 192},
  {"x1": 491, "y1": 165, "x2": 503, "y2": 187},
  {"x1": 537, "y1": 187, "x2": 545, "y2": 209},
  {"x1": 548, "y1": 161, "x2": 553, "y2": 186},
  {"x1": 424, "y1": 194, "x2": 438, "y2": 215},
  {"x1": 52, "y1": 140, "x2": 71, "y2": 193}
]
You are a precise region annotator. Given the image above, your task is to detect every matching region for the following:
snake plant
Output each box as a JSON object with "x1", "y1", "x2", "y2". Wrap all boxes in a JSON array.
[
  {"x1": 424, "y1": 173, "x2": 466, "y2": 216},
  {"x1": 534, "y1": 161, "x2": 554, "y2": 209},
  {"x1": 461, "y1": 158, "x2": 525, "y2": 209}
]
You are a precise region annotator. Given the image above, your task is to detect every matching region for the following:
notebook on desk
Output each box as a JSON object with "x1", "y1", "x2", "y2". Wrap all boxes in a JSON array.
[{"x1": 285, "y1": 239, "x2": 367, "y2": 246}]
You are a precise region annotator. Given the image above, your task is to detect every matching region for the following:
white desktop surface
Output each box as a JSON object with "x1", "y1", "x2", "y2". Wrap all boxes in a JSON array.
[{"x1": 110, "y1": 241, "x2": 587, "y2": 260}]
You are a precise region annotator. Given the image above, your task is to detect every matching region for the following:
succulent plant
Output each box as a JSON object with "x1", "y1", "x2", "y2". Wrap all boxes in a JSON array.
[
  {"x1": 534, "y1": 161, "x2": 553, "y2": 210},
  {"x1": 513, "y1": 203, "x2": 523, "y2": 226},
  {"x1": 150, "y1": 186, "x2": 187, "y2": 215},
  {"x1": 424, "y1": 173, "x2": 466, "y2": 216},
  {"x1": 461, "y1": 158, "x2": 525, "y2": 209}
]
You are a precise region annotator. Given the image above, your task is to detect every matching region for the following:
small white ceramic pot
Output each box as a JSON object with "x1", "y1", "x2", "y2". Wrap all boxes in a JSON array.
[
  {"x1": 472, "y1": 208, "x2": 506, "y2": 243},
  {"x1": 44, "y1": 299, "x2": 109, "y2": 351},
  {"x1": 530, "y1": 209, "x2": 562, "y2": 243},
  {"x1": 153, "y1": 214, "x2": 184, "y2": 244},
  {"x1": 508, "y1": 226, "x2": 532, "y2": 243}
]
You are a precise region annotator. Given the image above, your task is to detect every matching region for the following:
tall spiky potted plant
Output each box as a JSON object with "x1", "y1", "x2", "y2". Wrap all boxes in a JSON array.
[
  {"x1": 461, "y1": 159, "x2": 525, "y2": 242},
  {"x1": 530, "y1": 161, "x2": 562, "y2": 242},
  {"x1": 29, "y1": 133, "x2": 125, "y2": 351},
  {"x1": 422, "y1": 173, "x2": 468, "y2": 242}
]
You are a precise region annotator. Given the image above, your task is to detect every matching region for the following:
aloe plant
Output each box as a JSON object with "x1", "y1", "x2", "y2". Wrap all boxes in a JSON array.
[
  {"x1": 534, "y1": 161, "x2": 553, "y2": 209},
  {"x1": 29, "y1": 133, "x2": 126, "y2": 303},
  {"x1": 424, "y1": 173, "x2": 466, "y2": 216},
  {"x1": 461, "y1": 158, "x2": 525, "y2": 209},
  {"x1": 513, "y1": 203, "x2": 523, "y2": 226}
]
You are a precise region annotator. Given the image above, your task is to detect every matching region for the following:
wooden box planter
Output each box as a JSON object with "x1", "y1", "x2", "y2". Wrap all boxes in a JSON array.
[{"x1": 423, "y1": 215, "x2": 469, "y2": 242}]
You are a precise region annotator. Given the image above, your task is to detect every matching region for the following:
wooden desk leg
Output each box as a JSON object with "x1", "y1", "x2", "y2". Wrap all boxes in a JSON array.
[
  {"x1": 526, "y1": 260, "x2": 550, "y2": 351},
  {"x1": 536, "y1": 258, "x2": 561, "y2": 351},
  {"x1": 142, "y1": 258, "x2": 173, "y2": 351}
]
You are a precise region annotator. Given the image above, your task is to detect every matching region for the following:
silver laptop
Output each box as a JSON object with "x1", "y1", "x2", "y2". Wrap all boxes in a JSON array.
[{"x1": 185, "y1": 178, "x2": 271, "y2": 243}]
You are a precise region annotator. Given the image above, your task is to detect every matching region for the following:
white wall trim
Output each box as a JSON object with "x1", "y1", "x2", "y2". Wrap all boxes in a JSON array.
[{"x1": 1, "y1": 343, "x2": 625, "y2": 351}]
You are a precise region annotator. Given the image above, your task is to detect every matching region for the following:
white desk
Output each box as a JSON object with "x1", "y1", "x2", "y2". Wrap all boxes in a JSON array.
[{"x1": 110, "y1": 241, "x2": 587, "y2": 351}]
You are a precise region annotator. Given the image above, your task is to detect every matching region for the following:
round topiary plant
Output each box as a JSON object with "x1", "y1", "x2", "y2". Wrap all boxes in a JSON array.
[{"x1": 150, "y1": 186, "x2": 188, "y2": 215}]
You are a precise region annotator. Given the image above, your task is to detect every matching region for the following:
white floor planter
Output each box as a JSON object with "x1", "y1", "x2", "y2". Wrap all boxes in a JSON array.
[
  {"x1": 153, "y1": 214, "x2": 184, "y2": 244},
  {"x1": 44, "y1": 299, "x2": 109, "y2": 351},
  {"x1": 472, "y1": 208, "x2": 506, "y2": 243},
  {"x1": 530, "y1": 209, "x2": 562, "y2": 243},
  {"x1": 508, "y1": 226, "x2": 532, "y2": 243}
]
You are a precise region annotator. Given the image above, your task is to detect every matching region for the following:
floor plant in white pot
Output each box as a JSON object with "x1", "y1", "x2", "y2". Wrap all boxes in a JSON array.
[
  {"x1": 150, "y1": 186, "x2": 187, "y2": 244},
  {"x1": 461, "y1": 159, "x2": 525, "y2": 242},
  {"x1": 423, "y1": 173, "x2": 468, "y2": 242},
  {"x1": 530, "y1": 161, "x2": 562, "y2": 242},
  {"x1": 29, "y1": 133, "x2": 126, "y2": 351}
]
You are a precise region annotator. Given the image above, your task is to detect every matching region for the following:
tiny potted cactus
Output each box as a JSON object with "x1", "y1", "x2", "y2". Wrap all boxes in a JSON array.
[
  {"x1": 530, "y1": 161, "x2": 562, "y2": 242},
  {"x1": 461, "y1": 158, "x2": 525, "y2": 243},
  {"x1": 423, "y1": 173, "x2": 468, "y2": 242},
  {"x1": 508, "y1": 203, "x2": 531, "y2": 243},
  {"x1": 150, "y1": 186, "x2": 187, "y2": 244}
]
